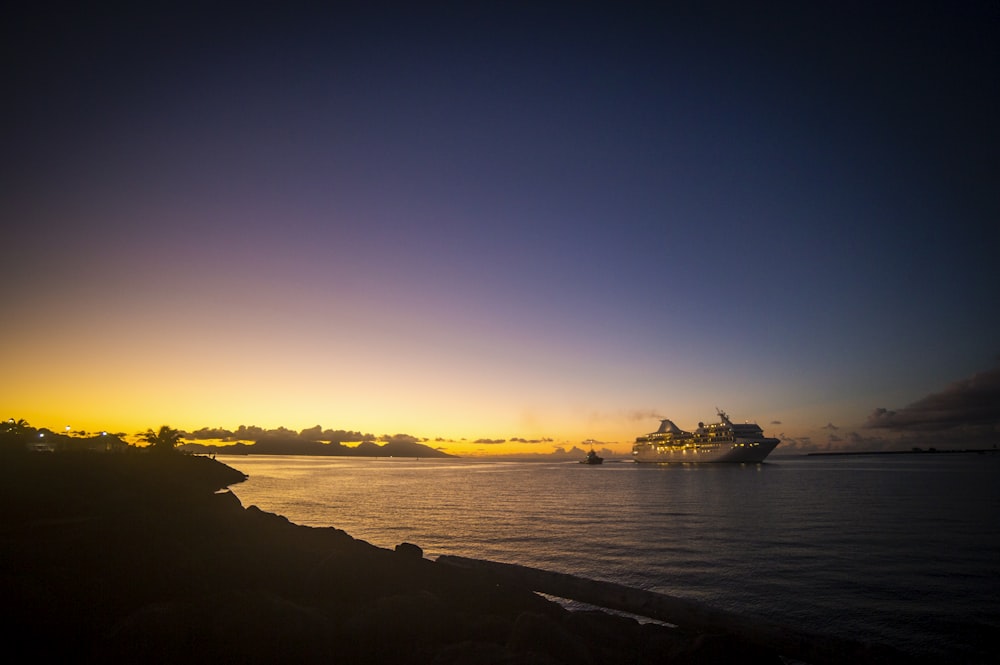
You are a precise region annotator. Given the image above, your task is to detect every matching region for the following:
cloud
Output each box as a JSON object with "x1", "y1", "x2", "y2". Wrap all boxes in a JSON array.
[
  {"x1": 627, "y1": 409, "x2": 664, "y2": 421},
  {"x1": 551, "y1": 446, "x2": 588, "y2": 457},
  {"x1": 774, "y1": 367, "x2": 1000, "y2": 454},
  {"x1": 780, "y1": 430, "x2": 896, "y2": 453},
  {"x1": 842, "y1": 431, "x2": 901, "y2": 452},
  {"x1": 776, "y1": 434, "x2": 813, "y2": 452},
  {"x1": 474, "y1": 438, "x2": 506, "y2": 444},
  {"x1": 323, "y1": 429, "x2": 373, "y2": 443},
  {"x1": 546, "y1": 445, "x2": 607, "y2": 459},
  {"x1": 299, "y1": 425, "x2": 323, "y2": 440},
  {"x1": 864, "y1": 367, "x2": 1000, "y2": 447},
  {"x1": 866, "y1": 367, "x2": 1000, "y2": 430},
  {"x1": 379, "y1": 433, "x2": 420, "y2": 445},
  {"x1": 183, "y1": 425, "x2": 372, "y2": 443},
  {"x1": 508, "y1": 437, "x2": 554, "y2": 444},
  {"x1": 184, "y1": 427, "x2": 241, "y2": 441},
  {"x1": 770, "y1": 420, "x2": 782, "y2": 425}
]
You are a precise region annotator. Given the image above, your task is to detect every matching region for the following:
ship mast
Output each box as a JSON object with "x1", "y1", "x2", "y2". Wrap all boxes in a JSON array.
[{"x1": 716, "y1": 408, "x2": 732, "y2": 426}]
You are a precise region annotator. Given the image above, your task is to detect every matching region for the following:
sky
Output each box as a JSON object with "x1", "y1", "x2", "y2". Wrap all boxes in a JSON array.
[{"x1": 3, "y1": 2, "x2": 998, "y2": 455}]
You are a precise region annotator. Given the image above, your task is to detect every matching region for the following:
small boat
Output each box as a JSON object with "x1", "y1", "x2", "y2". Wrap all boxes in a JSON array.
[{"x1": 581, "y1": 443, "x2": 604, "y2": 465}]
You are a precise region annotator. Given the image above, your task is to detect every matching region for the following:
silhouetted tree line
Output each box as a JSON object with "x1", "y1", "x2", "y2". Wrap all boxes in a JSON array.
[
  {"x1": 181, "y1": 435, "x2": 454, "y2": 458},
  {"x1": 2, "y1": 418, "x2": 453, "y2": 458},
  {"x1": 1, "y1": 418, "x2": 155, "y2": 454}
]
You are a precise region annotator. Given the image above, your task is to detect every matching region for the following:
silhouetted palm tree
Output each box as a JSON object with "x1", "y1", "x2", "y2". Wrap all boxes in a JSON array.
[
  {"x1": 2, "y1": 418, "x2": 31, "y2": 435},
  {"x1": 1, "y1": 418, "x2": 34, "y2": 452},
  {"x1": 139, "y1": 425, "x2": 183, "y2": 452}
]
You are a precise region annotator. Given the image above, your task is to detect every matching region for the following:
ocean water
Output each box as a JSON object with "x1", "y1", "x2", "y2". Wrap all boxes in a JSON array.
[{"x1": 219, "y1": 453, "x2": 1000, "y2": 663}]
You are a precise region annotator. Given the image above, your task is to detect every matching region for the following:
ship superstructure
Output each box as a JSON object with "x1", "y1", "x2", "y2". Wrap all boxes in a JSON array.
[{"x1": 632, "y1": 409, "x2": 779, "y2": 463}]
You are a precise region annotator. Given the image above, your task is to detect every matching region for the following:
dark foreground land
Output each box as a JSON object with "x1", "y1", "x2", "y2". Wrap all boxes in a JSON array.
[{"x1": 1, "y1": 452, "x2": 901, "y2": 664}]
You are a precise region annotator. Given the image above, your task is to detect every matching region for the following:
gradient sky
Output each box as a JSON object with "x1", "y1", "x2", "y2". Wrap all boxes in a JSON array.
[{"x1": 3, "y1": 2, "x2": 998, "y2": 455}]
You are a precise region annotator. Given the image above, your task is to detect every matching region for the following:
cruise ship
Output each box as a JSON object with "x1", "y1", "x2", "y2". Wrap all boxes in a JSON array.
[{"x1": 632, "y1": 409, "x2": 780, "y2": 463}]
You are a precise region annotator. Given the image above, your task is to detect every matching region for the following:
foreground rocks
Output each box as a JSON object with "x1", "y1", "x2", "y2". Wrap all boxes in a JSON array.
[{"x1": 2, "y1": 452, "x2": 784, "y2": 664}]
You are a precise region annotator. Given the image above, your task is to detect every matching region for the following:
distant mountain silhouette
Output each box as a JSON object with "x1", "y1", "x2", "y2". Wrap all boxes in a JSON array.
[{"x1": 180, "y1": 436, "x2": 454, "y2": 458}]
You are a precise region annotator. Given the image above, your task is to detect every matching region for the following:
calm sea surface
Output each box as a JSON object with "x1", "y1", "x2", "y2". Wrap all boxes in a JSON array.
[{"x1": 218, "y1": 453, "x2": 1000, "y2": 663}]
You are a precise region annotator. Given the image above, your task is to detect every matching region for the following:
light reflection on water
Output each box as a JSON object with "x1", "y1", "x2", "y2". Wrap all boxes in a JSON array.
[{"x1": 220, "y1": 454, "x2": 1000, "y2": 663}]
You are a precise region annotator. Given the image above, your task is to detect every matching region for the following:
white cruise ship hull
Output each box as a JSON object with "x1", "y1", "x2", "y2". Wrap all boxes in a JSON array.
[{"x1": 633, "y1": 438, "x2": 779, "y2": 463}]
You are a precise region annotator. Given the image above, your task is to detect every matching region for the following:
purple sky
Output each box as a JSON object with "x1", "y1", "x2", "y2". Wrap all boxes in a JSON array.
[{"x1": 3, "y1": 2, "x2": 998, "y2": 453}]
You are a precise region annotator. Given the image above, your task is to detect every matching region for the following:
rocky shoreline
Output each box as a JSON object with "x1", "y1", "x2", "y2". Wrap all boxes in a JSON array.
[{"x1": 1, "y1": 452, "x2": 903, "y2": 664}]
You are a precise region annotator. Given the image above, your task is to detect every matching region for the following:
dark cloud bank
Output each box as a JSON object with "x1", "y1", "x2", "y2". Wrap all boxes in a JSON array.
[
  {"x1": 866, "y1": 368, "x2": 1000, "y2": 431},
  {"x1": 777, "y1": 368, "x2": 1000, "y2": 453}
]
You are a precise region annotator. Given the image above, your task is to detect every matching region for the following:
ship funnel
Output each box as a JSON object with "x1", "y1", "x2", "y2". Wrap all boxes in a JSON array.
[{"x1": 656, "y1": 419, "x2": 684, "y2": 435}]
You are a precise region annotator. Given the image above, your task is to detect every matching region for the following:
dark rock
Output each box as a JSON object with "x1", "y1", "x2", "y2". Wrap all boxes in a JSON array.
[
  {"x1": 98, "y1": 591, "x2": 337, "y2": 664},
  {"x1": 563, "y1": 610, "x2": 644, "y2": 665},
  {"x1": 396, "y1": 541, "x2": 424, "y2": 558},
  {"x1": 431, "y1": 641, "x2": 522, "y2": 665},
  {"x1": 666, "y1": 631, "x2": 785, "y2": 665},
  {"x1": 343, "y1": 591, "x2": 454, "y2": 664},
  {"x1": 508, "y1": 611, "x2": 595, "y2": 665},
  {"x1": 638, "y1": 621, "x2": 690, "y2": 662}
]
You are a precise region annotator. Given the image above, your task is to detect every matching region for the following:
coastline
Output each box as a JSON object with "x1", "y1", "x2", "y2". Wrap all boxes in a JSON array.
[{"x1": 2, "y1": 452, "x2": 917, "y2": 664}]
